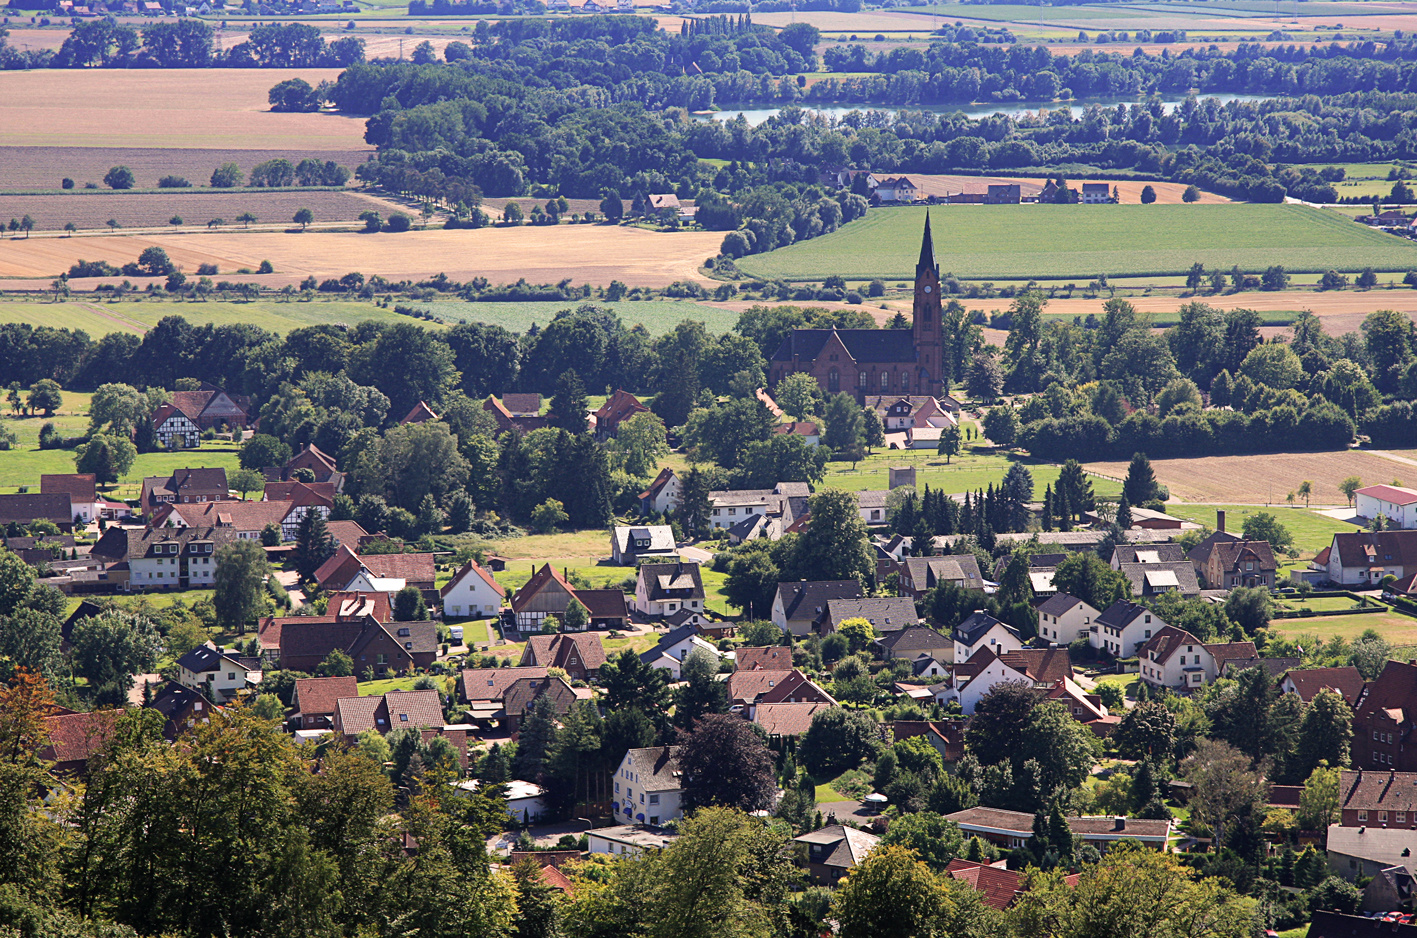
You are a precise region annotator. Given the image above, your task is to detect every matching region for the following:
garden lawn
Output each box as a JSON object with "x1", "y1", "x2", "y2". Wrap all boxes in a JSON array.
[
  {"x1": 1163, "y1": 503, "x2": 1354, "y2": 556},
  {"x1": 358, "y1": 677, "x2": 421, "y2": 696},
  {"x1": 1276, "y1": 595, "x2": 1368, "y2": 613},
  {"x1": 736, "y1": 204, "x2": 1417, "y2": 282},
  {"x1": 1268, "y1": 611, "x2": 1417, "y2": 647}
]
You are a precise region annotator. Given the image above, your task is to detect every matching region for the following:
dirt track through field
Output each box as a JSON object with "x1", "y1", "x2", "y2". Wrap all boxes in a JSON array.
[{"x1": 0, "y1": 225, "x2": 722, "y2": 287}]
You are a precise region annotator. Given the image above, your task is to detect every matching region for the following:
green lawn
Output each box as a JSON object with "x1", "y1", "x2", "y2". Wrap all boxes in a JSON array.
[
  {"x1": 736, "y1": 204, "x2": 1417, "y2": 282},
  {"x1": 358, "y1": 677, "x2": 421, "y2": 696},
  {"x1": 1277, "y1": 595, "x2": 1367, "y2": 613},
  {"x1": 1164, "y1": 503, "x2": 1354, "y2": 557},
  {"x1": 1269, "y1": 611, "x2": 1417, "y2": 647},
  {"x1": 821, "y1": 448, "x2": 1123, "y2": 500}
]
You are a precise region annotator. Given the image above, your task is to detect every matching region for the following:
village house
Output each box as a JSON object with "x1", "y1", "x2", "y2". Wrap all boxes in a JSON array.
[
  {"x1": 1036, "y1": 592, "x2": 1100, "y2": 646},
  {"x1": 1356, "y1": 485, "x2": 1417, "y2": 529},
  {"x1": 151, "y1": 402, "x2": 201, "y2": 449},
  {"x1": 313, "y1": 545, "x2": 437, "y2": 598},
  {"x1": 735, "y1": 645, "x2": 794, "y2": 672},
  {"x1": 400, "y1": 401, "x2": 439, "y2": 425},
  {"x1": 639, "y1": 623, "x2": 723, "y2": 680},
  {"x1": 863, "y1": 394, "x2": 962, "y2": 430},
  {"x1": 502, "y1": 674, "x2": 591, "y2": 732},
  {"x1": 455, "y1": 665, "x2": 549, "y2": 728},
  {"x1": 1093, "y1": 600, "x2": 1167, "y2": 657},
  {"x1": 587, "y1": 825, "x2": 679, "y2": 857},
  {"x1": 151, "y1": 498, "x2": 302, "y2": 543},
  {"x1": 897, "y1": 554, "x2": 985, "y2": 599},
  {"x1": 1353, "y1": 661, "x2": 1417, "y2": 771},
  {"x1": 822, "y1": 595, "x2": 920, "y2": 634},
  {"x1": 140, "y1": 467, "x2": 231, "y2": 514},
  {"x1": 1327, "y1": 825, "x2": 1417, "y2": 882},
  {"x1": 0, "y1": 493, "x2": 75, "y2": 533},
  {"x1": 1080, "y1": 182, "x2": 1114, "y2": 204},
  {"x1": 262, "y1": 442, "x2": 345, "y2": 491},
  {"x1": 40, "y1": 474, "x2": 99, "y2": 525},
  {"x1": 1335, "y1": 769, "x2": 1417, "y2": 828},
  {"x1": 276, "y1": 617, "x2": 437, "y2": 676},
  {"x1": 1313, "y1": 531, "x2": 1417, "y2": 586},
  {"x1": 876, "y1": 625, "x2": 952, "y2": 662},
  {"x1": 144, "y1": 680, "x2": 212, "y2": 740},
  {"x1": 40, "y1": 709, "x2": 122, "y2": 776},
  {"x1": 483, "y1": 394, "x2": 548, "y2": 434},
  {"x1": 89, "y1": 524, "x2": 235, "y2": 590},
  {"x1": 708, "y1": 482, "x2": 810, "y2": 537},
  {"x1": 439, "y1": 559, "x2": 504, "y2": 620},
  {"x1": 637, "y1": 467, "x2": 681, "y2": 515},
  {"x1": 611, "y1": 524, "x2": 677, "y2": 564},
  {"x1": 634, "y1": 561, "x2": 705, "y2": 618},
  {"x1": 753, "y1": 701, "x2": 833, "y2": 742},
  {"x1": 1137, "y1": 626, "x2": 1257, "y2": 692},
  {"x1": 874, "y1": 176, "x2": 920, "y2": 203},
  {"x1": 726, "y1": 668, "x2": 836, "y2": 714},
  {"x1": 1360, "y1": 866, "x2": 1415, "y2": 913},
  {"x1": 946, "y1": 860, "x2": 1080, "y2": 910},
  {"x1": 176, "y1": 642, "x2": 262, "y2": 702},
  {"x1": 945, "y1": 807, "x2": 1170, "y2": 852},
  {"x1": 772, "y1": 580, "x2": 864, "y2": 636},
  {"x1": 1109, "y1": 543, "x2": 1201, "y2": 598},
  {"x1": 615, "y1": 746, "x2": 684, "y2": 827},
  {"x1": 519, "y1": 632, "x2": 607, "y2": 682},
  {"x1": 953, "y1": 611, "x2": 1024, "y2": 664},
  {"x1": 1280, "y1": 666, "x2": 1366, "y2": 706},
  {"x1": 1188, "y1": 534, "x2": 1278, "y2": 590},
  {"x1": 172, "y1": 385, "x2": 251, "y2": 433},
  {"x1": 290, "y1": 675, "x2": 359, "y2": 730},
  {"x1": 261, "y1": 480, "x2": 333, "y2": 538},
  {"x1": 948, "y1": 646, "x2": 1072, "y2": 715},
  {"x1": 794, "y1": 825, "x2": 881, "y2": 885},
  {"x1": 774, "y1": 421, "x2": 821, "y2": 447},
  {"x1": 592, "y1": 389, "x2": 649, "y2": 439}
]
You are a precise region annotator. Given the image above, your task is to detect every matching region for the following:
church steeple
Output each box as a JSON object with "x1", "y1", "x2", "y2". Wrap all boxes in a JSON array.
[{"x1": 916, "y1": 211, "x2": 938, "y2": 277}]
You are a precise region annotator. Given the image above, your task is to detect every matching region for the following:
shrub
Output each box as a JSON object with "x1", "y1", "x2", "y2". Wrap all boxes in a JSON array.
[
  {"x1": 157, "y1": 175, "x2": 191, "y2": 188},
  {"x1": 385, "y1": 212, "x2": 412, "y2": 232},
  {"x1": 103, "y1": 166, "x2": 135, "y2": 190},
  {"x1": 197, "y1": 263, "x2": 219, "y2": 276}
]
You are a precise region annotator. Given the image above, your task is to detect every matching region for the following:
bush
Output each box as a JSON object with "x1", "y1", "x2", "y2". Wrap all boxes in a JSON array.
[
  {"x1": 103, "y1": 166, "x2": 135, "y2": 190},
  {"x1": 157, "y1": 175, "x2": 191, "y2": 188},
  {"x1": 196, "y1": 263, "x2": 218, "y2": 276},
  {"x1": 61, "y1": 177, "x2": 74, "y2": 189},
  {"x1": 385, "y1": 212, "x2": 412, "y2": 232}
]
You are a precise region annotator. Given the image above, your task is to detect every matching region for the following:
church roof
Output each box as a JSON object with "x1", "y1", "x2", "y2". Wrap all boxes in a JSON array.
[
  {"x1": 918, "y1": 211, "x2": 937, "y2": 276},
  {"x1": 769, "y1": 329, "x2": 918, "y2": 365}
]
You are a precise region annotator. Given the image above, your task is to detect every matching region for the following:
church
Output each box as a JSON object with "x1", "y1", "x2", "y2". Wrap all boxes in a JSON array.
[{"x1": 767, "y1": 214, "x2": 946, "y2": 403}]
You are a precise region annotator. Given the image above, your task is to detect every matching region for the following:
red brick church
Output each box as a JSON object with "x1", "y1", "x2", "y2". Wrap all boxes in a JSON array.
[{"x1": 768, "y1": 214, "x2": 946, "y2": 402}]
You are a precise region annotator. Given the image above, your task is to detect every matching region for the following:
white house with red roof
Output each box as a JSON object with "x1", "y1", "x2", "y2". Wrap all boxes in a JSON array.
[
  {"x1": 440, "y1": 559, "x2": 505, "y2": 620},
  {"x1": 1356, "y1": 484, "x2": 1417, "y2": 529}
]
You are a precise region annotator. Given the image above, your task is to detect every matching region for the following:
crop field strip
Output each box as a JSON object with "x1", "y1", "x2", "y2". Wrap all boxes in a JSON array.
[
  {"x1": 0, "y1": 189, "x2": 408, "y2": 232},
  {"x1": 0, "y1": 146, "x2": 372, "y2": 191},
  {"x1": 735, "y1": 204, "x2": 1417, "y2": 281}
]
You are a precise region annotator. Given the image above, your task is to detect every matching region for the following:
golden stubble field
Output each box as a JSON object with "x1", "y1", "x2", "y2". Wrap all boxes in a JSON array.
[
  {"x1": 0, "y1": 69, "x2": 363, "y2": 149},
  {"x1": 905, "y1": 174, "x2": 1231, "y2": 205},
  {"x1": 1084, "y1": 450, "x2": 1417, "y2": 505},
  {"x1": 0, "y1": 225, "x2": 723, "y2": 287}
]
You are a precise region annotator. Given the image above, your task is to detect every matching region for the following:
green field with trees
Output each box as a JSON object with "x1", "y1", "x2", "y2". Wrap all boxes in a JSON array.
[{"x1": 736, "y1": 204, "x2": 1417, "y2": 282}]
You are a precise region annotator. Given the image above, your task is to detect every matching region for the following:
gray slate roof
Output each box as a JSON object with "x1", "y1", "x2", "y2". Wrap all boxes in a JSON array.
[
  {"x1": 825, "y1": 596, "x2": 918, "y2": 632},
  {"x1": 623, "y1": 746, "x2": 683, "y2": 792}
]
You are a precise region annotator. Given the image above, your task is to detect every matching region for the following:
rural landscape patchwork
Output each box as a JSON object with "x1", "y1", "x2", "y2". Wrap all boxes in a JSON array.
[{"x1": 9, "y1": 0, "x2": 1417, "y2": 936}]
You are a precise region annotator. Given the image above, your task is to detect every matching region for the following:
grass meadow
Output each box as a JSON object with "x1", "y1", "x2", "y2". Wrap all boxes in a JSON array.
[
  {"x1": 820, "y1": 447, "x2": 1124, "y2": 501},
  {"x1": 735, "y1": 204, "x2": 1417, "y2": 282},
  {"x1": 1162, "y1": 503, "x2": 1354, "y2": 556}
]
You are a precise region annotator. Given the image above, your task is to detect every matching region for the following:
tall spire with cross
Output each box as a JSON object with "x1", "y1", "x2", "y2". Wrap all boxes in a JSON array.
[
  {"x1": 917, "y1": 210, "x2": 938, "y2": 278},
  {"x1": 912, "y1": 210, "x2": 944, "y2": 397}
]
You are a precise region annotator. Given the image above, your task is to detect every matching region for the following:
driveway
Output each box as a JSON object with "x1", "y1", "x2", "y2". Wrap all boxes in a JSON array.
[
  {"x1": 817, "y1": 800, "x2": 881, "y2": 827},
  {"x1": 680, "y1": 545, "x2": 716, "y2": 564}
]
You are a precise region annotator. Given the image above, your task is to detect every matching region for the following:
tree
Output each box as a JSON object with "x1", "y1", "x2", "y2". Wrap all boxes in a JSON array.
[
  {"x1": 614, "y1": 411, "x2": 669, "y2": 478},
  {"x1": 1241, "y1": 512, "x2": 1292, "y2": 552},
  {"x1": 1224, "y1": 586, "x2": 1272, "y2": 635},
  {"x1": 831, "y1": 845, "x2": 948, "y2": 938},
  {"x1": 1340, "y1": 476, "x2": 1363, "y2": 507},
  {"x1": 294, "y1": 509, "x2": 335, "y2": 584},
  {"x1": 548, "y1": 369, "x2": 588, "y2": 434},
  {"x1": 210, "y1": 162, "x2": 243, "y2": 187},
  {"x1": 1140, "y1": 184, "x2": 1157, "y2": 204},
  {"x1": 315, "y1": 649, "x2": 353, "y2": 677},
  {"x1": 799, "y1": 706, "x2": 881, "y2": 776},
  {"x1": 878, "y1": 811, "x2": 966, "y2": 873},
  {"x1": 1113, "y1": 701, "x2": 1177, "y2": 761},
  {"x1": 863, "y1": 408, "x2": 886, "y2": 452},
  {"x1": 213, "y1": 540, "x2": 270, "y2": 634},
  {"x1": 1182, "y1": 738, "x2": 1268, "y2": 854},
  {"x1": 26, "y1": 379, "x2": 62, "y2": 417},
  {"x1": 269, "y1": 76, "x2": 320, "y2": 112},
  {"x1": 74, "y1": 433, "x2": 137, "y2": 484},
  {"x1": 393, "y1": 585, "x2": 426, "y2": 622},
  {"x1": 531, "y1": 499, "x2": 568, "y2": 534},
  {"x1": 795, "y1": 489, "x2": 873, "y2": 584},
  {"x1": 1294, "y1": 690, "x2": 1353, "y2": 780},
  {"x1": 1297, "y1": 762, "x2": 1341, "y2": 832},
  {"x1": 103, "y1": 165, "x2": 135, "y2": 190},
  {"x1": 1182, "y1": 184, "x2": 1201, "y2": 203},
  {"x1": 1051, "y1": 552, "x2": 1130, "y2": 611},
  {"x1": 679, "y1": 713, "x2": 777, "y2": 811},
  {"x1": 598, "y1": 648, "x2": 671, "y2": 725},
  {"x1": 1310, "y1": 877, "x2": 1362, "y2": 915},
  {"x1": 937, "y1": 424, "x2": 962, "y2": 463},
  {"x1": 70, "y1": 609, "x2": 159, "y2": 702},
  {"x1": 293, "y1": 207, "x2": 314, "y2": 230},
  {"x1": 674, "y1": 648, "x2": 727, "y2": 730},
  {"x1": 510, "y1": 856, "x2": 564, "y2": 938},
  {"x1": 821, "y1": 391, "x2": 864, "y2": 462},
  {"x1": 240, "y1": 433, "x2": 290, "y2": 470},
  {"x1": 0, "y1": 608, "x2": 62, "y2": 683},
  {"x1": 562, "y1": 598, "x2": 589, "y2": 633},
  {"x1": 982, "y1": 407, "x2": 1018, "y2": 447},
  {"x1": 514, "y1": 693, "x2": 559, "y2": 782},
  {"x1": 775, "y1": 372, "x2": 822, "y2": 420},
  {"x1": 230, "y1": 467, "x2": 266, "y2": 500}
]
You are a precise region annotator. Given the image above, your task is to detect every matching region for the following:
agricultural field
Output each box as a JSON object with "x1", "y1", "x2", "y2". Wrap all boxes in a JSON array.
[
  {"x1": 1084, "y1": 451, "x2": 1415, "y2": 507},
  {"x1": 0, "y1": 223, "x2": 722, "y2": 286},
  {"x1": 1269, "y1": 611, "x2": 1417, "y2": 647},
  {"x1": 0, "y1": 189, "x2": 403, "y2": 233},
  {"x1": 736, "y1": 204, "x2": 1417, "y2": 282},
  {"x1": 820, "y1": 447, "x2": 1124, "y2": 500},
  {"x1": 0, "y1": 69, "x2": 361, "y2": 149},
  {"x1": 0, "y1": 146, "x2": 371, "y2": 193},
  {"x1": 903, "y1": 175, "x2": 1231, "y2": 206}
]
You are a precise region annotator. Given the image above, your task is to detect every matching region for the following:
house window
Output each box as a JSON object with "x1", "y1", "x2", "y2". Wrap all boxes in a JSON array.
[
  {"x1": 828, "y1": 369, "x2": 840, "y2": 392},
  {"x1": 400, "y1": 714, "x2": 408, "y2": 722},
  {"x1": 1398, "y1": 813, "x2": 1406, "y2": 824},
  {"x1": 398, "y1": 628, "x2": 411, "y2": 637},
  {"x1": 880, "y1": 372, "x2": 889, "y2": 390},
  {"x1": 1381, "y1": 812, "x2": 1389, "y2": 822},
  {"x1": 858, "y1": 372, "x2": 866, "y2": 386},
  {"x1": 649, "y1": 816, "x2": 659, "y2": 825},
  {"x1": 649, "y1": 794, "x2": 659, "y2": 804},
  {"x1": 227, "y1": 672, "x2": 235, "y2": 680}
]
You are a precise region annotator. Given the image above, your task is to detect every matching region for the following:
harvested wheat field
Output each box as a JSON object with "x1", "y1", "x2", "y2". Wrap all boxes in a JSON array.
[
  {"x1": 906, "y1": 175, "x2": 1230, "y2": 205},
  {"x1": 0, "y1": 189, "x2": 400, "y2": 232},
  {"x1": 1083, "y1": 450, "x2": 1417, "y2": 505},
  {"x1": 0, "y1": 225, "x2": 722, "y2": 287},
  {"x1": 0, "y1": 146, "x2": 370, "y2": 192},
  {"x1": 0, "y1": 69, "x2": 361, "y2": 149}
]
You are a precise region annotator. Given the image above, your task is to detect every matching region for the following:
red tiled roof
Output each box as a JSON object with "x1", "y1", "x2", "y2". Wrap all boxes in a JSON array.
[
  {"x1": 638, "y1": 467, "x2": 677, "y2": 502},
  {"x1": 575, "y1": 588, "x2": 627, "y2": 621},
  {"x1": 1357, "y1": 484, "x2": 1417, "y2": 507},
  {"x1": 997, "y1": 647, "x2": 1071, "y2": 684},
  {"x1": 400, "y1": 401, "x2": 439, "y2": 424},
  {"x1": 1282, "y1": 666, "x2": 1365, "y2": 705},
  {"x1": 539, "y1": 864, "x2": 574, "y2": 895},
  {"x1": 361, "y1": 552, "x2": 436, "y2": 585},
  {"x1": 502, "y1": 393, "x2": 540, "y2": 416},
  {"x1": 773, "y1": 421, "x2": 819, "y2": 437},
  {"x1": 293, "y1": 676, "x2": 359, "y2": 717},
  {"x1": 325, "y1": 520, "x2": 369, "y2": 547},
  {"x1": 758, "y1": 670, "x2": 837, "y2": 705},
  {"x1": 1137, "y1": 625, "x2": 1205, "y2": 666},
  {"x1": 945, "y1": 861, "x2": 1023, "y2": 910},
  {"x1": 458, "y1": 667, "x2": 549, "y2": 703},
  {"x1": 521, "y1": 633, "x2": 607, "y2": 672},
  {"x1": 727, "y1": 669, "x2": 795, "y2": 704},
  {"x1": 40, "y1": 473, "x2": 96, "y2": 502},
  {"x1": 593, "y1": 389, "x2": 649, "y2": 431},
  {"x1": 753, "y1": 702, "x2": 832, "y2": 737},
  {"x1": 42, "y1": 709, "x2": 121, "y2": 768},
  {"x1": 441, "y1": 559, "x2": 505, "y2": 599},
  {"x1": 736, "y1": 646, "x2": 793, "y2": 671}
]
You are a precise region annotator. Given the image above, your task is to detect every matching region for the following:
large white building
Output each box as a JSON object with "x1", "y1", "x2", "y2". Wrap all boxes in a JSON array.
[
  {"x1": 439, "y1": 559, "x2": 505, "y2": 620},
  {"x1": 614, "y1": 746, "x2": 684, "y2": 827},
  {"x1": 1355, "y1": 485, "x2": 1417, "y2": 529}
]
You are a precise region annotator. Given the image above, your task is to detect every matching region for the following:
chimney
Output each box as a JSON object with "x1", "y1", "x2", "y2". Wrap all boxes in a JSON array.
[
  {"x1": 1113, "y1": 817, "x2": 1126, "y2": 831},
  {"x1": 1216, "y1": 509, "x2": 1226, "y2": 534}
]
